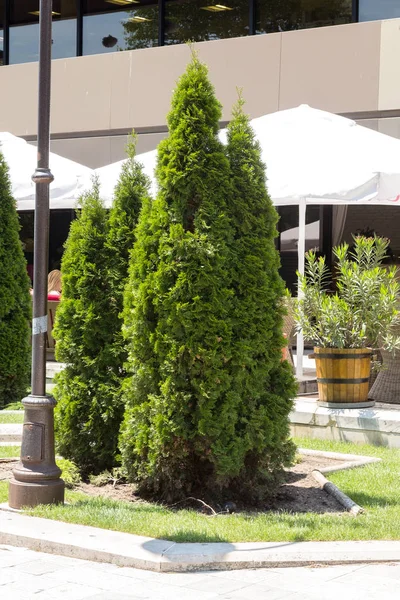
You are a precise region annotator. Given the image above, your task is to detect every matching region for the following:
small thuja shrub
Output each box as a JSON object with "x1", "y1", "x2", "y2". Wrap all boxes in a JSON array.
[
  {"x1": 223, "y1": 97, "x2": 297, "y2": 499},
  {"x1": 0, "y1": 152, "x2": 31, "y2": 408},
  {"x1": 120, "y1": 54, "x2": 296, "y2": 504},
  {"x1": 53, "y1": 182, "x2": 122, "y2": 475},
  {"x1": 106, "y1": 133, "x2": 151, "y2": 399},
  {"x1": 120, "y1": 53, "x2": 234, "y2": 501}
]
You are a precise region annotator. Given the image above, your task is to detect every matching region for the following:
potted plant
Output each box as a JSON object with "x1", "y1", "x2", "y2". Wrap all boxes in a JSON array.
[{"x1": 296, "y1": 236, "x2": 400, "y2": 407}]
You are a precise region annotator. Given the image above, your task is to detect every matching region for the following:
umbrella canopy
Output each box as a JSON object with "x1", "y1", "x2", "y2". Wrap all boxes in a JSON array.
[
  {"x1": 95, "y1": 105, "x2": 400, "y2": 207},
  {"x1": 95, "y1": 105, "x2": 400, "y2": 378},
  {"x1": 96, "y1": 149, "x2": 158, "y2": 205},
  {"x1": 0, "y1": 132, "x2": 93, "y2": 210},
  {"x1": 242, "y1": 105, "x2": 400, "y2": 205}
]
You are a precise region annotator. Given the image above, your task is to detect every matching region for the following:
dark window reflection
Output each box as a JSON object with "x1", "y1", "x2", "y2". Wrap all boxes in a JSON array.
[
  {"x1": 359, "y1": 0, "x2": 400, "y2": 22},
  {"x1": 256, "y1": 0, "x2": 352, "y2": 34},
  {"x1": 0, "y1": 0, "x2": 3, "y2": 66},
  {"x1": 9, "y1": 0, "x2": 76, "y2": 65},
  {"x1": 278, "y1": 205, "x2": 320, "y2": 253},
  {"x1": 83, "y1": 0, "x2": 158, "y2": 55},
  {"x1": 165, "y1": 0, "x2": 249, "y2": 44}
]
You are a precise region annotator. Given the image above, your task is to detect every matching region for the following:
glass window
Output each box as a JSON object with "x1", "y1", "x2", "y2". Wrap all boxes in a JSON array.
[
  {"x1": 0, "y1": 0, "x2": 3, "y2": 66},
  {"x1": 165, "y1": 0, "x2": 249, "y2": 45},
  {"x1": 83, "y1": 0, "x2": 158, "y2": 56},
  {"x1": 359, "y1": 0, "x2": 400, "y2": 22},
  {"x1": 256, "y1": 0, "x2": 352, "y2": 34},
  {"x1": 278, "y1": 206, "x2": 320, "y2": 253},
  {"x1": 9, "y1": 0, "x2": 77, "y2": 65}
]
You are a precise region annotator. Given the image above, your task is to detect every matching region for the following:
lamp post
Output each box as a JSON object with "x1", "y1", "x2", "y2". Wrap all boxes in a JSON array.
[{"x1": 8, "y1": 0, "x2": 64, "y2": 509}]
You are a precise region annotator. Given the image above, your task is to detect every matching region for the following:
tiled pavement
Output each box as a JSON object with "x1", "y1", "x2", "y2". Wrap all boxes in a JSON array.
[{"x1": 1, "y1": 544, "x2": 400, "y2": 600}]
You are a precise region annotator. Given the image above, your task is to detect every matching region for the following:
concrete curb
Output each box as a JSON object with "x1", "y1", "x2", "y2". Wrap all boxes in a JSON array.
[{"x1": 2, "y1": 510, "x2": 400, "y2": 572}]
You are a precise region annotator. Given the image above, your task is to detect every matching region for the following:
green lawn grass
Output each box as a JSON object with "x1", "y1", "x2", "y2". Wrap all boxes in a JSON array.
[
  {"x1": 0, "y1": 446, "x2": 20, "y2": 504},
  {"x1": 2, "y1": 438, "x2": 400, "y2": 543},
  {"x1": 0, "y1": 412, "x2": 24, "y2": 424}
]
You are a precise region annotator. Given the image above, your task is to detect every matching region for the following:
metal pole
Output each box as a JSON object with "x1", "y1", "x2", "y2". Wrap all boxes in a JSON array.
[
  {"x1": 9, "y1": 0, "x2": 64, "y2": 509},
  {"x1": 296, "y1": 197, "x2": 306, "y2": 381}
]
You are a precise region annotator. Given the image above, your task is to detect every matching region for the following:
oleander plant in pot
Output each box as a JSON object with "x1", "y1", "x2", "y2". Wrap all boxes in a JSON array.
[{"x1": 296, "y1": 236, "x2": 400, "y2": 407}]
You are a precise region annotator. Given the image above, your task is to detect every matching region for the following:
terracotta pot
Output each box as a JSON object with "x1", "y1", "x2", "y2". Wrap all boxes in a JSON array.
[{"x1": 314, "y1": 347, "x2": 372, "y2": 407}]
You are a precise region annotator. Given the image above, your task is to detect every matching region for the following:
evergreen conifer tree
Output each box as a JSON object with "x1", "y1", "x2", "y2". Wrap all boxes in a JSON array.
[
  {"x1": 106, "y1": 134, "x2": 151, "y2": 387},
  {"x1": 53, "y1": 183, "x2": 122, "y2": 474},
  {"x1": 223, "y1": 97, "x2": 297, "y2": 499},
  {"x1": 0, "y1": 152, "x2": 31, "y2": 408},
  {"x1": 120, "y1": 54, "x2": 236, "y2": 500}
]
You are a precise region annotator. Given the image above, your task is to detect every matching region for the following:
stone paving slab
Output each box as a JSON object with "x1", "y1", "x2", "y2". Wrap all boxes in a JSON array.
[
  {"x1": 2, "y1": 510, "x2": 400, "y2": 573},
  {"x1": 2, "y1": 545, "x2": 400, "y2": 599},
  {"x1": 0, "y1": 424, "x2": 24, "y2": 443}
]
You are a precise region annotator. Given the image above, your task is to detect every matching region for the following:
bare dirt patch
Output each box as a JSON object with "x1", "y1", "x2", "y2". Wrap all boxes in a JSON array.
[{"x1": 0, "y1": 454, "x2": 346, "y2": 514}]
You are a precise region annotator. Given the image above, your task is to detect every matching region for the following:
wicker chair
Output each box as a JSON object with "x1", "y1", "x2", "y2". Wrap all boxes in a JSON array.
[
  {"x1": 368, "y1": 348, "x2": 400, "y2": 404},
  {"x1": 282, "y1": 299, "x2": 296, "y2": 368}
]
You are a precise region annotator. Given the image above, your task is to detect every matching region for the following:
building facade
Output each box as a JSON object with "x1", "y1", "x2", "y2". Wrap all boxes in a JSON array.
[
  {"x1": 1, "y1": 1, "x2": 400, "y2": 167},
  {"x1": 2, "y1": 1, "x2": 400, "y2": 278}
]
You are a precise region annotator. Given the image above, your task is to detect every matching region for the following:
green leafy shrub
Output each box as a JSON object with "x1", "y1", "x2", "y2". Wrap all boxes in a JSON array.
[
  {"x1": 296, "y1": 236, "x2": 400, "y2": 350},
  {"x1": 120, "y1": 54, "x2": 296, "y2": 504},
  {"x1": 53, "y1": 183, "x2": 123, "y2": 474},
  {"x1": 0, "y1": 152, "x2": 31, "y2": 408},
  {"x1": 56, "y1": 458, "x2": 81, "y2": 489}
]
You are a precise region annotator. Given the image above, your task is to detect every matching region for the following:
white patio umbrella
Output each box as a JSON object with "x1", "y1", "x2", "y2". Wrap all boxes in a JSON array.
[
  {"x1": 0, "y1": 132, "x2": 94, "y2": 210},
  {"x1": 96, "y1": 149, "x2": 158, "y2": 204},
  {"x1": 94, "y1": 105, "x2": 400, "y2": 376}
]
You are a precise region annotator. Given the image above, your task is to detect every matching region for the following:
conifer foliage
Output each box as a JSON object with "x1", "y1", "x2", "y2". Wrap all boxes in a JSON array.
[
  {"x1": 120, "y1": 55, "x2": 296, "y2": 503},
  {"x1": 106, "y1": 135, "x2": 151, "y2": 380},
  {"x1": 0, "y1": 152, "x2": 31, "y2": 408},
  {"x1": 53, "y1": 183, "x2": 121, "y2": 474},
  {"x1": 224, "y1": 97, "x2": 297, "y2": 499}
]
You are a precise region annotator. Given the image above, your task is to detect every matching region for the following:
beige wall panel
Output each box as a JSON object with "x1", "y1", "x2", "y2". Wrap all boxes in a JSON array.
[
  {"x1": 48, "y1": 137, "x2": 112, "y2": 169},
  {"x1": 0, "y1": 63, "x2": 38, "y2": 136},
  {"x1": 0, "y1": 34, "x2": 281, "y2": 137},
  {"x1": 196, "y1": 34, "x2": 281, "y2": 120},
  {"x1": 33, "y1": 131, "x2": 168, "y2": 169},
  {"x1": 379, "y1": 19, "x2": 400, "y2": 111},
  {"x1": 377, "y1": 116, "x2": 400, "y2": 139},
  {"x1": 121, "y1": 35, "x2": 281, "y2": 130},
  {"x1": 355, "y1": 118, "x2": 379, "y2": 132},
  {"x1": 51, "y1": 54, "x2": 114, "y2": 133},
  {"x1": 109, "y1": 132, "x2": 168, "y2": 164},
  {"x1": 279, "y1": 21, "x2": 381, "y2": 114}
]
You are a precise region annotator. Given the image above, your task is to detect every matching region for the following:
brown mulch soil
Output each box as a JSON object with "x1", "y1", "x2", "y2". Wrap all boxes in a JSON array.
[{"x1": 0, "y1": 454, "x2": 347, "y2": 514}]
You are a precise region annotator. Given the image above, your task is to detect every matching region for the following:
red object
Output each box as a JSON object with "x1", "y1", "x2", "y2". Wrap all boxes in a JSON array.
[
  {"x1": 47, "y1": 293, "x2": 60, "y2": 301},
  {"x1": 281, "y1": 333, "x2": 290, "y2": 362}
]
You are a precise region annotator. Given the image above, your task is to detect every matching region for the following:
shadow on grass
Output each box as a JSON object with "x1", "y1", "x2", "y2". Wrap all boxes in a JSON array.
[{"x1": 348, "y1": 491, "x2": 397, "y2": 508}]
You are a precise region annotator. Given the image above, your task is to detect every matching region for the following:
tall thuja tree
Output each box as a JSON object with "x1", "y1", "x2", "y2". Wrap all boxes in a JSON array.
[
  {"x1": 224, "y1": 97, "x2": 297, "y2": 499},
  {"x1": 120, "y1": 53, "x2": 237, "y2": 501},
  {"x1": 0, "y1": 152, "x2": 31, "y2": 408},
  {"x1": 105, "y1": 134, "x2": 151, "y2": 425},
  {"x1": 54, "y1": 182, "x2": 121, "y2": 474}
]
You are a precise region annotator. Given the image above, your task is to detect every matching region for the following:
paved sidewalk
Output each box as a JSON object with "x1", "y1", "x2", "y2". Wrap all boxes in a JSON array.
[
  {"x1": 1, "y1": 544, "x2": 400, "y2": 600},
  {"x1": 4, "y1": 510, "x2": 400, "y2": 572}
]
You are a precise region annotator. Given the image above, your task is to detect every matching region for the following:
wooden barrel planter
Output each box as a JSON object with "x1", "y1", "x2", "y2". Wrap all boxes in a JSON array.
[{"x1": 314, "y1": 347, "x2": 374, "y2": 408}]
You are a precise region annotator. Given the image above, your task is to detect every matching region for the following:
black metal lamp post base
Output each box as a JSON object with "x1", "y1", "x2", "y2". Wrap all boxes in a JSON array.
[
  {"x1": 8, "y1": 479, "x2": 64, "y2": 509},
  {"x1": 8, "y1": 394, "x2": 65, "y2": 509}
]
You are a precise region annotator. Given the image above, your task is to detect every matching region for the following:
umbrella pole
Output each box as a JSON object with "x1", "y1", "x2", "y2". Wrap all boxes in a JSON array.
[{"x1": 296, "y1": 198, "x2": 306, "y2": 381}]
